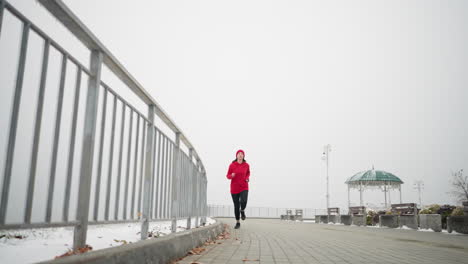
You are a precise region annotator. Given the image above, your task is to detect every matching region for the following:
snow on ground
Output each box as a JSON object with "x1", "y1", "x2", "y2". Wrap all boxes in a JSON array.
[{"x1": 0, "y1": 217, "x2": 215, "y2": 264}]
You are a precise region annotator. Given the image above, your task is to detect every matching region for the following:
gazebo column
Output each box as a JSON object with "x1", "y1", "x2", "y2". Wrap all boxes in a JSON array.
[
  {"x1": 384, "y1": 184, "x2": 387, "y2": 208},
  {"x1": 399, "y1": 185, "x2": 402, "y2": 203},
  {"x1": 359, "y1": 182, "x2": 363, "y2": 206},
  {"x1": 347, "y1": 185, "x2": 350, "y2": 208},
  {"x1": 388, "y1": 185, "x2": 391, "y2": 205}
]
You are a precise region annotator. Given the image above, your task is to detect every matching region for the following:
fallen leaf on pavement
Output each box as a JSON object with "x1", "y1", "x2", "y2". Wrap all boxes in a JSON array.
[{"x1": 55, "y1": 245, "x2": 93, "y2": 259}]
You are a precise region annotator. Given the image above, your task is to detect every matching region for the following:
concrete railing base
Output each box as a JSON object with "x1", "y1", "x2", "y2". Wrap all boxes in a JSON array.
[{"x1": 38, "y1": 221, "x2": 225, "y2": 264}]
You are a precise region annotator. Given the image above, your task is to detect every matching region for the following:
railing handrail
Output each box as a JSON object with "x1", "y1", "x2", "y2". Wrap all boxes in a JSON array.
[{"x1": 38, "y1": 0, "x2": 205, "y2": 171}]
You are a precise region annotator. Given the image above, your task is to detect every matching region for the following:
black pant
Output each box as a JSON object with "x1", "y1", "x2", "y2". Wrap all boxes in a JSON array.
[{"x1": 231, "y1": 190, "x2": 248, "y2": 220}]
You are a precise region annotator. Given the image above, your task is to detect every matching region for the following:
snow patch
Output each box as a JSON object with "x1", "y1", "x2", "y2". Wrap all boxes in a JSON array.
[
  {"x1": 442, "y1": 229, "x2": 465, "y2": 235},
  {"x1": 0, "y1": 217, "x2": 215, "y2": 264}
]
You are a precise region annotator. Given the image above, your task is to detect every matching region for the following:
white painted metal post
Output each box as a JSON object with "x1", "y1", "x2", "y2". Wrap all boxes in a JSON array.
[
  {"x1": 141, "y1": 105, "x2": 155, "y2": 240},
  {"x1": 399, "y1": 185, "x2": 402, "y2": 203},
  {"x1": 187, "y1": 148, "x2": 194, "y2": 229},
  {"x1": 195, "y1": 159, "x2": 200, "y2": 228},
  {"x1": 73, "y1": 50, "x2": 102, "y2": 249},
  {"x1": 171, "y1": 133, "x2": 181, "y2": 233},
  {"x1": 359, "y1": 182, "x2": 363, "y2": 206}
]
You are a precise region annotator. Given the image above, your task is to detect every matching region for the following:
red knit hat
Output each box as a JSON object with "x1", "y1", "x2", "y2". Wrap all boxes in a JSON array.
[{"x1": 236, "y1": 149, "x2": 245, "y2": 157}]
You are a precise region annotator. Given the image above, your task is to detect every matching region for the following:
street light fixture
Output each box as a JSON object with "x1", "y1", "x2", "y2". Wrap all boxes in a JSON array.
[
  {"x1": 322, "y1": 144, "x2": 331, "y2": 211},
  {"x1": 413, "y1": 180, "x2": 424, "y2": 208}
]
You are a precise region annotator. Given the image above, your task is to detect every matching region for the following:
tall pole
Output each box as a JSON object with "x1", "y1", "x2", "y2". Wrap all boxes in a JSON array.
[
  {"x1": 413, "y1": 180, "x2": 424, "y2": 208},
  {"x1": 322, "y1": 144, "x2": 331, "y2": 211}
]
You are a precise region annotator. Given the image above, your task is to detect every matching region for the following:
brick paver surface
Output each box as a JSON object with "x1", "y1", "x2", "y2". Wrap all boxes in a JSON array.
[{"x1": 177, "y1": 218, "x2": 468, "y2": 264}]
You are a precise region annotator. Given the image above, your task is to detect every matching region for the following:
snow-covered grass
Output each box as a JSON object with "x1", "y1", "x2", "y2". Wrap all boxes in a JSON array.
[{"x1": 0, "y1": 217, "x2": 215, "y2": 264}]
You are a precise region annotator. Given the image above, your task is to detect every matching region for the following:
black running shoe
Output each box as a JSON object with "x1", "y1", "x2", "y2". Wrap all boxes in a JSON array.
[
  {"x1": 234, "y1": 222, "x2": 240, "y2": 229},
  {"x1": 241, "y1": 210, "x2": 246, "y2": 220}
]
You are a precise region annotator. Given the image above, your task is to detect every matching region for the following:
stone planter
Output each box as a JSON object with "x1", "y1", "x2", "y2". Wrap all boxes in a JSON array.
[
  {"x1": 419, "y1": 214, "x2": 442, "y2": 232},
  {"x1": 328, "y1": 215, "x2": 340, "y2": 224},
  {"x1": 399, "y1": 215, "x2": 418, "y2": 229},
  {"x1": 447, "y1": 216, "x2": 468, "y2": 234},
  {"x1": 352, "y1": 215, "x2": 366, "y2": 226},
  {"x1": 341, "y1": 215, "x2": 352, "y2": 225},
  {"x1": 320, "y1": 215, "x2": 329, "y2": 224},
  {"x1": 379, "y1": 215, "x2": 398, "y2": 228}
]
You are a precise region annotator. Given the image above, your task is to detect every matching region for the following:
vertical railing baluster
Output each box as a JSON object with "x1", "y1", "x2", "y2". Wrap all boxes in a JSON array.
[
  {"x1": 0, "y1": 22, "x2": 29, "y2": 225},
  {"x1": 130, "y1": 115, "x2": 140, "y2": 219},
  {"x1": 168, "y1": 140, "x2": 173, "y2": 220},
  {"x1": 195, "y1": 160, "x2": 200, "y2": 228},
  {"x1": 149, "y1": 128, "x2": 156, "y2": 219},
  {"x1": 155, "y1": 131, "x2": 162, "y2": 219},
  {"x1": 93, "y1": 86, "x2": 108, "y2": 221},
  {"x1": 187, "y1": 149, "x2": 193, "y2": 229},
  {"x1": 202, "y1": 172, "x2": 207, "y2": 224},
  {"x1": 0, "y1": 0, "x2": 5, "y2": 39},
  {"x1": 114, "y1": 103, "x2": 126, "y2": 220},
  {"x1": 25, "y1": 38, "x2": 49, "y2": 224},
  {"x1": 137, "y1": 119, "x2": 146, "y2": 216},
  {"x1": 162, "y1": 136, "x2": 168, "y2": 219},
  {"x1": 73, "y1": 49, "x2": 102, "y2": 249},
  {"x1": 123, "y1": 110, "x2": 133, "y2": 220},
  {"x1": 171, "y1": 133, "x2": 180, "y2": 233},
  {"x1": 63, "y1": 65, "x2": 82, "y2": 222},
  {"x1": 141, "y1": 105, "x2": 155, "y2": 240},
  {"x1": 46, "y1": 53, "x2": 67, "y2": 223},
  {"x1": 105, "y1": 95, "x2": 117, "y2": 221}
]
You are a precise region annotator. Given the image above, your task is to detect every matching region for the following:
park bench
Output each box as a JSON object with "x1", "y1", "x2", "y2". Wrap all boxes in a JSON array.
[
  {"x1": 293, "y1": 209, "x2": 303, "y2": 221},
  {"x1": 280, "y1": 209, "x2": 293, "y2": 220},
  {"x1": 349, "y1": 206, "x2": 366, "y2": 216},
  {"x1": 388, "y1": 203, "x2": 418, "y2": 229},
  {"x1": 327, "y1": 207, "x2": 340, "y2": 223},
  {"x1": 281, "y1": 209, "x2": 303, "y2": 221},
  {"x1": 328, "y1": 207, "x2": 340, "y2": 215},
  {"x1": 391, "y1": 203, "x2": 418, "y2": 215},
  {"x1": 345, "y1": 206, "x2": 366, "y2": 226}
]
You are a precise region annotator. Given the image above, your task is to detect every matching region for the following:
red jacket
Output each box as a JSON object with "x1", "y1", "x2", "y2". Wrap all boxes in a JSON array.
[{"x1": 226, "y1": 161, "x2": 250, "y2": 194}]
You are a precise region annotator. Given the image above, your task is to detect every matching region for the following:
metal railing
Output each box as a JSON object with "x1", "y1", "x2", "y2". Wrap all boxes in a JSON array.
[
  {"x1": 208, "y1": 205, "x2": 330, "y2": 219},
  {"x1": 0, "y1": 0, "x2": 207, "y2": 249}
]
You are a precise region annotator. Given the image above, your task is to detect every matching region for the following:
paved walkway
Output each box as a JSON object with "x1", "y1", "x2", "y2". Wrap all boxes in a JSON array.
[{"x1": 177, "y1": 218, "x2": 468, "y2": 264}]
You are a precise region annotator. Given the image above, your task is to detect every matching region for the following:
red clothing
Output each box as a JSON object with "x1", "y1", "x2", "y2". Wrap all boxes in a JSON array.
[{"x1": 226, "y1": 161, "x2": 250, "y2": 194}]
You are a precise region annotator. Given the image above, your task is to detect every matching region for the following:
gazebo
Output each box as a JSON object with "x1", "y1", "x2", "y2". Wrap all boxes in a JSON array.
[{"x1": 345, "y1": 167, "x2": 404, "y2": 208}]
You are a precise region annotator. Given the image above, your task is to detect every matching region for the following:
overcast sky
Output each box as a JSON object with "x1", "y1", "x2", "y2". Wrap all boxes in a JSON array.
[{"x1": 2, "y1": 0, "x2": 468, "y2": 215}]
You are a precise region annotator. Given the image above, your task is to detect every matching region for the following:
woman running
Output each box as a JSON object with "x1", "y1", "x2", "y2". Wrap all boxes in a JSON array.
[{"x1": 226, "y1": 149, "x2": 250, "y2": 229}]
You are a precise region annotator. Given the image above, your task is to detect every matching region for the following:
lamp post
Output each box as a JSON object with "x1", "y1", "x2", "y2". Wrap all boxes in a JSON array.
[
  {"x1": 413, "y1": 180, "x2": 424, "y2": 208},
  {"x1": 322, "y1": 144, "x2": 331, "y2": 212}
]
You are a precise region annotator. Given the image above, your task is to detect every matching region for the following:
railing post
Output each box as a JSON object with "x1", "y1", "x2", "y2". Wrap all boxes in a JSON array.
[
  {"x1": 201, "y1": 170, "x2": 207, "y2": 225},
  {"x1": 0, "y1": 0, "x2": 5, "y2": 38},
  {"x1": 187, "y1": 149, "x2": 194, "y2": 229},
  {"x1": 0, "y1": 21, "x2": 30, "y2": 226},
  {"x1": 195, "y1": 159, "x2": 201, "y2": 227},
  {"x1": 171, "y1": 132, "x2": 181, "y2": 233},
  {"x1": 141, "y1": 105, "x2": 155, "y2": 240},
  {"x1": 73, "y1": 49, "x2": 102, "y2": 250}
]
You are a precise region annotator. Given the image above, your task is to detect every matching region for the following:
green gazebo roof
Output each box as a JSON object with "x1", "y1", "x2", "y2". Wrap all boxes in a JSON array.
[{"x1": 345, "y1": 169, "x2": 403, "y2": 186}]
